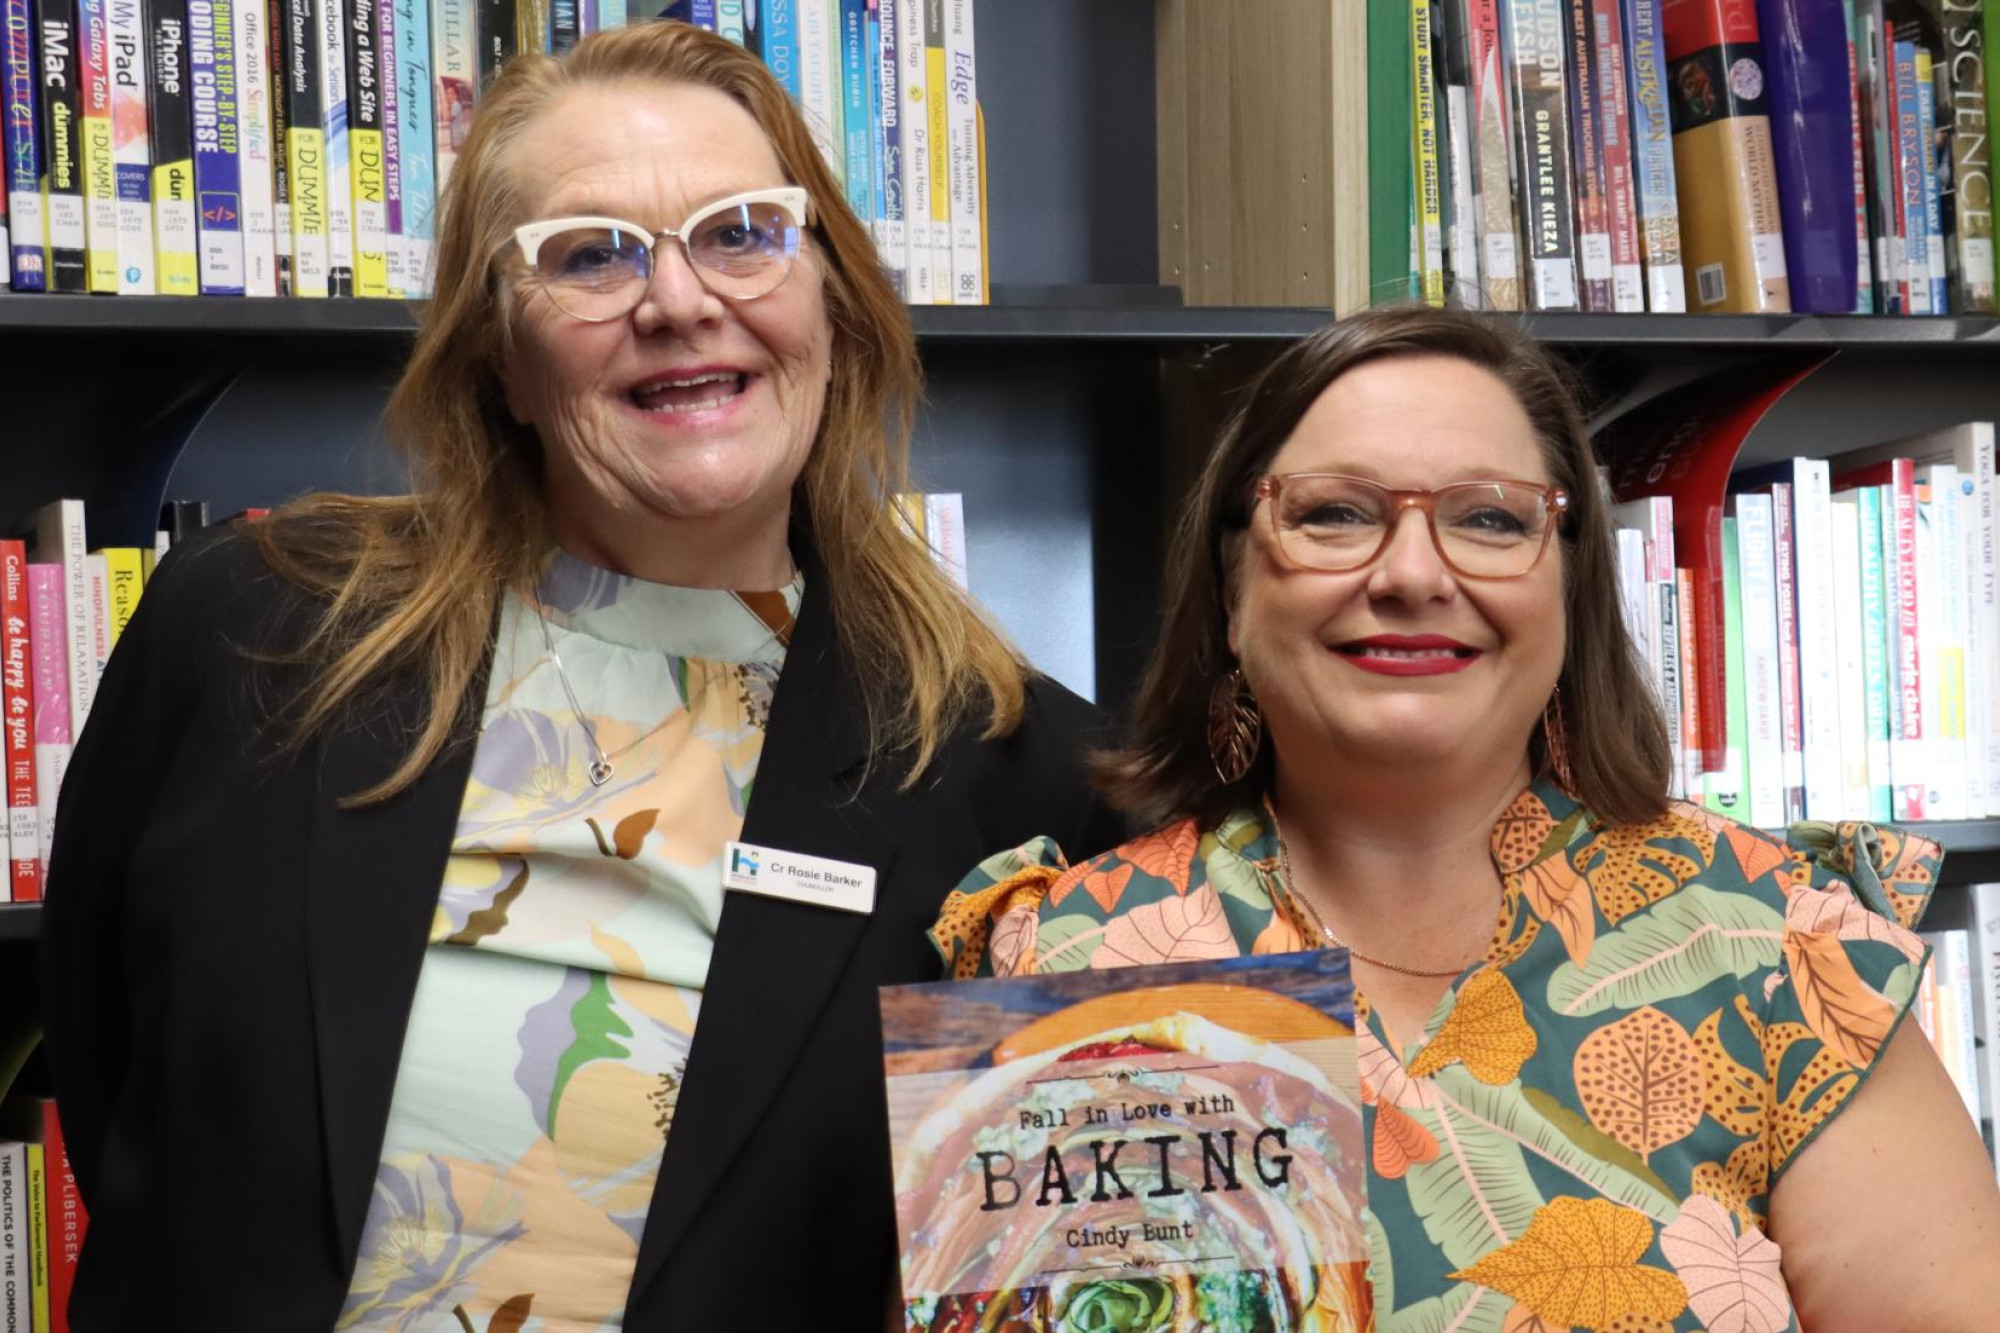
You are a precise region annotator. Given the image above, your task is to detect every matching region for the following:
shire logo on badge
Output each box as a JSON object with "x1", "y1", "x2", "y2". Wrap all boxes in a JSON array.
[{"x1": 729, "y1": 845, "x2": 761, "y2": 882}]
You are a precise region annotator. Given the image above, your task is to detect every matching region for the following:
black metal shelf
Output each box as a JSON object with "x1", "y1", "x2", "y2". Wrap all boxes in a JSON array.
[
  {"x1": 3, "y1": 290, "x2": 1997, "y2": 348},
  {"x1": 0, "y1": 903, "x2": 41, "y2": 943}
]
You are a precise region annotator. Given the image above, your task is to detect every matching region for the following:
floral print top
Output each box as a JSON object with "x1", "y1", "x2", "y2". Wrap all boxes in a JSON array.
[
  {"x1": 929, "y1": 778, "x2": 1942, "y2": 1333},
  {"x1": 338, "y1": 550, "x2": 798, "y2": 1332}
]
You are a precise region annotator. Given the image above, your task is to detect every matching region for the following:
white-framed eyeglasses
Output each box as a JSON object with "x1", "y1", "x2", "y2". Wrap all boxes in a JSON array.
[{"x1": 509, "y1": 186, "x2": 811, "y2": 321}]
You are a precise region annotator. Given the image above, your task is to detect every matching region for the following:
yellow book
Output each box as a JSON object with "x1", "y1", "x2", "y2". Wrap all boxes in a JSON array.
[
  {"x1": 25, "y1": 1141, "x2": 50, "y2": 1333},
  {"x1": 153, "y1": 153, "x2": 201, "y2": 294},
  {"x1": 141, "y1": 546, "x2": 159, "y2": 582},
  {"x1": 925, "y1": 0, "x2": 951, "y2": 304},
  {"x1": 1411, "y1": 0, "x2": 1445, "y2": 307},
  {"x1": 288, "y1": 125, "x2": 331, "y2": 297},
  {"x1": 99, "y1": 547, "x2": 146, "y2": 644},
  {"x1": 81, "y1": 84, "x2": 120, "y2": 293},
  {"x1": 351, "y1": 126, "x2": 389, "y2": 296}
]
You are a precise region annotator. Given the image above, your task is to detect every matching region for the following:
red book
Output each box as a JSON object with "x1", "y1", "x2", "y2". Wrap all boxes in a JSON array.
[
  {"x1": 0, "y1": 542, "x2": 39, "y2": 902},
  {"x1": 40, "y1": 1101, "x2": 87, "y2": 1333},
  {"x1": 1591, "y1": 0, "x2": 1645, "y2": 311}
]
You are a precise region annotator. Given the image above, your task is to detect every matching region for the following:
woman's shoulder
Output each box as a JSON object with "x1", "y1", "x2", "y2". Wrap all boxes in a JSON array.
[{"x1": 928, "y1": 808, "x2": 1284, "y2": 978}]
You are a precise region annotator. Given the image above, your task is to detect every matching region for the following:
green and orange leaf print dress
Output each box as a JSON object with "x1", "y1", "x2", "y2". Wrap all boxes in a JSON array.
[
  {"x1": 930, "y1": 779, "x2": 1942, "y2": 1333},
  {"x1": 336, "y1": 550, "x2": 798, "y2": 1332}
]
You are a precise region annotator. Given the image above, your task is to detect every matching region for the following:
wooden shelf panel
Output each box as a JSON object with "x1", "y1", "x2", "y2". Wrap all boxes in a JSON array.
[{"x1": 3, "y1": 292, "x2": 1996, "y2": 348}]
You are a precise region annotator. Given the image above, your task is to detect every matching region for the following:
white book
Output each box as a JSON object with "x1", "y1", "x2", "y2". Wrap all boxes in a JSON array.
[
  {"x1": 235, "y1": 0, "x2": 280, "y2": 295},
  {"x1": 1934, "y1": 930, "x2": 1984, "y2": 1127},
  {"x1": 0, "y1": 1139, "x2": 25, "y2": 1333},
  {"x1": 26, "y1": 501, "x2": 96, "y2": 739},
  {"x1": 942, "y1": 0, "x2": 980, "y2": 304},
  {"x1": 1736, "y1": 493, "x2": 1785, "y2": 829},
  {"x1": 896, "y1": 0, "x2": 933, "y2": 304},
  {"x1": 84, "y1": 553, "x2": 112, "y2": 679},
  {"x1": 1827, "y1": 423, "x2": 1999, "y2": 815},
  {"x1": 799, "y1": 0, "x2": 842, "y2": 182},
  {"x1": 1916, "y1": 467, "x2": 1968, "y2": 819},
  {"x1": 1657, "y1": 580, "x2": 1684, "y2": 800},
  {"x1": 923, "y1": 492, "x2": 968, "y2": 589},
  {"x1": 1611, "y1": 495, "x2": 1677, "y2": 789},
  {"x1": 318, "y1": 0, "x2": 356, "y2": 295},
  {"x1": 1971, "y1": 883, "x2": 2000, "y2": 1178},
  {"x1": 1614, "y1": 528, "x2": 1651, "y2": 673},
  {"x1": 1830, "y1": 497, "x2": 1874, "y2": 819},
  {"x1": 109, "y1": 0, "x2": 157, "y2": 293},
  {"x1": 1445, "y1": 82, "x2": 1480, "y2": 309},
  {"x1": 1793, "y1": 459, "x2": 1843, "y2": 822}
]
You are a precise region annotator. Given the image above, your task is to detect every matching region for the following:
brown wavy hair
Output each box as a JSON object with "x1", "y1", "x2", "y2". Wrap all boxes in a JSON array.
[
  {"x1": 254, "y1": 21, "x2": 1024, "y2": 803},
  {"x1": 1094, "y1": 306, "x2": 1673, "y2": 828}
]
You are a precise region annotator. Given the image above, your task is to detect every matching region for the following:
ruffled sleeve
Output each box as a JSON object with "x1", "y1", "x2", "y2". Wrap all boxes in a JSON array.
[
  {"x1": 927, "y1": 836, "x2": 1073, "y2": 979},
  {"x1": 1760, "y1": 820, "x2": 1944, "y2": 1180}
]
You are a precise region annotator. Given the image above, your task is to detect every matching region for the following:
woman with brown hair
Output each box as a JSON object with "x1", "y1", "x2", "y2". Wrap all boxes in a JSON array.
[
  {"x1": 40, "y1": 21, "x2": 1119, "y2": 1330},
  {"x1": 933, "y1": 307, "x2": 2000, "y2": 1331}
]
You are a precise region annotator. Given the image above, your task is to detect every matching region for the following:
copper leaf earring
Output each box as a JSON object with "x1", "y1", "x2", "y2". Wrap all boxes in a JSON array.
[
  {"x1": 1208, "y1": 668, "x2": 1263, "y2": 785},
  {"x1": 1542, "y1": 684, "x2": 1577, "y2": 795}
]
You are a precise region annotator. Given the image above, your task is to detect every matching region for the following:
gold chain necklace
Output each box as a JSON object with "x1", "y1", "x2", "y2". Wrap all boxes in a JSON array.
[{"x1": 1266, "y1": 799, "x2": 1493, "y2": 981}]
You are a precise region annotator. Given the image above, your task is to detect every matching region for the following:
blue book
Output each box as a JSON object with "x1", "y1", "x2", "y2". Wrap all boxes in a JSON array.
[
  {"x1": 875, "y1": 0, "x2": 902, "y2": 293},
  {"x1": 2, "y1": 0, "x2": 46, "y2": 289},
  {"x1": 760, "y1": 0, "x2": 797, "y2": 100},
  {"x1": 1913, "y1": 45, "x2": 1946, "y2": 314},
  {"x1": 393, "y1": 0, "x2": 432, "y2": 296},
  {"x1": 665, "y1": 0, "x2": 715, "y2": 27},
  {"x1": 1893, "y1": 39, "x2": 1930, "y2": 313},
  {"x1": 1854, "y1": 484, "x2": 1895, "y2": 820},
  {"x1": 190, "y1": 0, "x2": 246, "y2": 294},
  {"x1": 1620, "y1": 0, "x2": 1682, "y2": 312},
  {"x1": 1752, "y1": 0, "x2": 1857, "y2": 313},
  {"x1": 838, "y1": 0, "x2": 869, "y2": 220}
]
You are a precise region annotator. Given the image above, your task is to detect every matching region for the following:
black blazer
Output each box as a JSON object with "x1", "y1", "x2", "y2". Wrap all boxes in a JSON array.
[{"x1": 40, "y1": 528, "x2": 1124, "y2": 1330}]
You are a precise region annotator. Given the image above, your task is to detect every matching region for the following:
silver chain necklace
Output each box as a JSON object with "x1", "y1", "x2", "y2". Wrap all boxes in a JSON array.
[{"x1": 529, "y1": 570, "x2": 800, "y2": 788}]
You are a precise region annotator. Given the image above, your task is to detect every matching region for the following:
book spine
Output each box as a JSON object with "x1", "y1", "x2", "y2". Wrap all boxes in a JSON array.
[
  {"x1": 1895, "y1": 40, "x2": 1932, "y2": 311},
  {"x1": 716, "y1": 0, "x2": 742, "y2": 42},
  {"x1": 1966, "y1": 426, "x2": 2000, "y2": 816},
  {"x1": 3, "y1": 0, "x2": 45, "y2": 291},
  {"x1": 1566, "y1": 0, "x2": 1612, "y2": 309},
  {"x1": 267, "y1": 0, "x2": 286, "y2": 289},
  {"x1": 1858, "y1": 0, "x2": 1905, "y2": 311},
  {"x1": 1857, "y1": 483, "x2": 1894, "y2": 819},
  {"x1": 1, "y1": 544, "x2": 38, "y2": 905},
  {"x1": 343, "y1": 0, "x2": 382, "y2": 293},
  {"x1": 1757, "y1": 0, "x2": 1858, "y2": 313},
  {"x1": 107, "y1": 0, "x2": 152, "y2": 291},
  {"x1": 923, "y1": 491, "x2": 967, "y2": 588},
  {"x1": 32, "y1": 503, "x2": 91, "y2": 741},
  {"x1": 473, "y1": 0, "x2": 507, "y2": 89},
  {"x1": 76, "y1": 0, "x2": 120, "y2": 289},
  {"x1": 942, "y1": 0, "x2": 976, "y2": 303},
  {"x1": 20, "y1": 1144, "x2": 44, "y2": 1333},
  {"x1": 282, "y1": 0, "x2": 325, "y2": 294},
  {"x1": 548, "y1": 0, "x2": 575, "y2": 52},
  {"x1": 234, "y1": 0, "x2": 275, "y2": 293},
  {"x1": 0, "y1": 1141, "x2": 25, "y2": 1332},
  {"x1": 1916, "y1": 45, "x2": 1947, "y2": 312},
  {"x1": 35, "y1": 0, "x2": 86, "y2": 289},
  {"x1": 1844, "y1": 0, "x2": 1874, "y2": 312},
  {"x1": 919, "y1": 0, "x2": 946, "y2": 301},
  {"x1": 874, "y1": 0, "x2": 902, "y2": 296},
  {"x1": 1831, "y1": 497, "x2": 1873, "y2": 817},
  {"x1": 374, "y1": 0, "x2": 397, "y2": 295},
  {"x1": 1929, "y1": 465, "x2": 1972, "y2": 817},
  {"x1": 1661, "y1": 0, "x2": 1791, "y2": 311},
  {"x1": 1736, "y1": 492, "x2": 1785, "y2": 827},
  {"x1": 1887, "y1": 460, "x2": 1925, "y2": 818},
  {"x1": 1504, "y1": 0, "x2": 1581, "y2": 309},
  {"x1": 391, "y1": 0, "x2": 425, "y2": 294},
  {"x1": 836, "y1": 0, "x2": 867, "y2": 218},
  {"x1": 894, "y1": 0, "x2": 927, "y2": 302},
  {"x1": 316, "y1": 0, "x2": 352, "y2": 294},
  {"x1": 1592, "y1": 0, "x2": 1643, "y2": 310},
  {"x1": 1467, "y1": 0, "x2": 1522, "y2": 309},
  {"x1": 1368, "y1": 0, "x2": 1417, "y2": 303},
  {"x1": 147, "y1": 0, "x2": 197, "y2": 291},
  {"x1": 1796, "y1": 459, "x2": 1843, "y2": 820},
  {"x1": 25, "y1": 565, "x2": 67, "y2": 872},
  {"x1": 98, "y1": 546, "x2": 141, "y2": 642},
  {"x1": 1940, "y1": 930, "x2": 1984, "y2": 1122},
  {"x1": 1974, "y1": 882, "x2": 2000, "y2": 1184},
  {"x1": 797, "y1": 0, "x2": 838, "y2": 180},
  {"x1": 760, "y1": 0, "x2": 797, "y2": 101},
  {"x1": 1944, "y1": 0, "x2": 1996, "y2": 311},
  {"x1": 512, "y1": 0, "x2": 540, "y2": 59},
  {"x1": 188, "y1": 0, "x2": 244, "y2": 292},
  {"x1": 1677, "y1": 564, "x2": 1704, "y2": 797},
  {"x1": 1705, "y1": 516, "x2": 1751, "y2": 818},
  {"x1": 38, "y1": 1105, "x2": 81, "y2": 1333},
  {"x1": 1657, "y1": 577, "x2": 1685, "y2": 798},
  {"x1": 1767, "y1": 482, "x2": 1805, "y2": 822},
  {"x1": 1415, "y1": 0, "x2": 1448, "y2": 305}
]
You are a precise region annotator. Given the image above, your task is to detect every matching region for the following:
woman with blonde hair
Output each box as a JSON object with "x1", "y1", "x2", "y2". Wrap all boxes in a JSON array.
[
  {"x1": 934, "y1": 307, "x2": 2000, "y2": 1331},
  {"x1": 42, "y1": 21, "x2": 1119, "y2": 1329}
]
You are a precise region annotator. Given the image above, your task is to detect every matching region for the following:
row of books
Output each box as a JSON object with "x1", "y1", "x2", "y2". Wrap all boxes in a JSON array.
[
  {"x1": 1919, "y1": 886, "x2": 2000, "y2": 1181},
  {"x1": 0, "y1": 1100, "x2": 84, "y2": 1333},
  {"x1": 1611, "y1": 422, "x2": 2000, "y2": 825},
  {"x1": 0, "y1": 0, "x2": 989, "y2": 303},
  {"x1": 1377, "y1": 0, "x2": 1999, "y2": 315}
]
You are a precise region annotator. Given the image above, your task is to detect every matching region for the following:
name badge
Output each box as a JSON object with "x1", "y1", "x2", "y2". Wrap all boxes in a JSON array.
[{"x1": 723, "y1": 841, "x2": 878, "y2": 915}]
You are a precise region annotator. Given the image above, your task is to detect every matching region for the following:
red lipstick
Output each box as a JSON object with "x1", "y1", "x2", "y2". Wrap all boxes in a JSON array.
[{"x1": 1335, "y1": 634, "x2": 1480, "y2": 677}]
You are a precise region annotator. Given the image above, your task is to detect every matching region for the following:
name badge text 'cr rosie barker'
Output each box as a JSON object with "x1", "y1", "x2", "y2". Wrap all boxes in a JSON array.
[{"x1": 722, "y1": 841, "x2": 877, "y2": 914}]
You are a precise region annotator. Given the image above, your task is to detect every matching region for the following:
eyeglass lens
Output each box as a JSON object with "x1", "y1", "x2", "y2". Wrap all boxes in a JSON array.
[
  {"x1": 533, "y1": 199, "x2": 801, "y2": 318},
  {"x1": 1271, "y1": 477, "x2": 1555, "y2": 577}
]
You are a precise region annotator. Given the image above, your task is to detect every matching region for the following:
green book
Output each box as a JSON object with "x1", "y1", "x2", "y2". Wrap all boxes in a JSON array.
[
  {"x1": 1368, "y1": 0, "x2": 1416, "y2": 304},
  {"x1": 1857, "y1": 485, "x2": 1894, "y2": 820},
  {"x1": 1705, "y1": 519, "x2": 1751, "y2": 818}
]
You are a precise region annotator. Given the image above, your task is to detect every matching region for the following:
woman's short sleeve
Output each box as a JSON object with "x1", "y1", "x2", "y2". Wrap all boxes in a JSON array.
[
  {"x1": 928, "y1": 837, "x2": 1072, "y2": 979},
  {"x1": 1761, "y1": 821, "x2": 1944, "y2": 1181}
]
